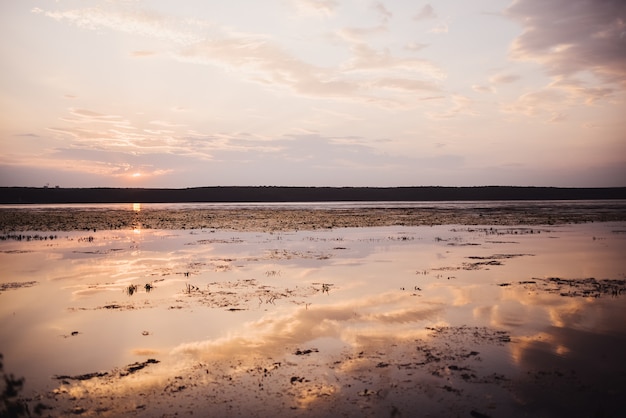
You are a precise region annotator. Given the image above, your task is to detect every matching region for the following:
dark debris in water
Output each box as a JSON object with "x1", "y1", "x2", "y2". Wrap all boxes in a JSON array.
[
  {"x1": 43, "y1": 321, "x2": 608, "y2": 418},
  {"x1": 425, "y1": 325, "x2": 512, "y2": 345},
  {"x1": 183, "y1": 278, "x2": 326, "y2": 311},
  {"x1": 54, "y1": 359, "x2": 159, "y2": 382},
  {"x1": 0, "y1": 281, "x2": 38, "y2": 293},
  {"x1": 431, "y1": 253, "x2": 533, "y2": 272},
  {"x1": 186, "y1": 237, "x2": 244, "y2": 245},
  {"x1": 0, "y1": 233, "x2": 58, "y2": 241},
  {"x1": 122, "y1": 359, "x2": 160, "y2": 376},
  {"x1": 463, "y1": 253, "x2": 532, "y2": 270},
  {"x1": 101, "y1": 304, "x2": 135, "y2": 310},
  {"x1": 498, "y1": 277, "x2": 626, "y2": 298},
  {"x1": 467, "y1": 253, "x2": 532, "y2": 260},
  {"x1": 294, "y1": 348, "x2": 319, "y2": 356},
  {"x1": 54, "y1": 371, "x2": 109, "y2": 381},
  {"x1": 290, "y1": 376, "x2": 306, "y2": 384}
]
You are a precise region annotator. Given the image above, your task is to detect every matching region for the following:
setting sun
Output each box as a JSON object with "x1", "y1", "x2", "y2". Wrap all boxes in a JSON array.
[{"x1": 132, "y1": 172, "x2": 141, "y2": 178}]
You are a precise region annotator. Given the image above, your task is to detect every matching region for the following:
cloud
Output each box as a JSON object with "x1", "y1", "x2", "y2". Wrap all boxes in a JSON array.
[
  {"x1": 373, "y1": 2, "x2": 392, "y2": 22},
  {"x1": 501, "y1": 0, "x2": 624, "y2": 121},
  {"x1": 414, "y1": 4, "x2": 437, "y2": 21},
  {"x1": 367, "y1": 77, "x2": 442, "y2": 92},
  {"x1": 37, "y1": 3, "x2": 444, "y2": 108},
  {"x1": 15, "y1": 133, "x2": 41, "y2": 138},
  {"x1": 335, "y1": 25, "x2": 387, "y2": 43},
  {"x1": 0, "y1": 151, "x2": 158, "y2": 179},
  {"x1": 41, "y1": 7, "x2": 200, "y2": 45},
  {"x1": 549, "y1": 77, "x2": 615, "y2": 104},
  {"x1": 502, "y1": 76, "x2": 617, "y2": 122},
  {"x1": 413, "y1": 4, "x2": 447, "y2": 34},
  {"x1": 404, "y1": 41, "x2": 429, "y2": 52},
  {"x1": 48, "y1": 107, "x2": 204, "y2": 156},
  {"x1": 426, "y1": 95, "x2": 476, "y2": 119},
  {"x1": 547, "y1": 112, "x2": 567, "y2": 124},
  {"x1": 341, "y1": 44, "x2": 445, "y2": 79},
  {"x1": 472, "y1": 73, "x2": 520, "y2": 94},
  {"x1": 310, "y1": 107, "x2": 364, "y2": 122},
  {"x1": 502, "y1": 87, "x2": 567, "y2": 119},
  {"x1": 130, "y1": 50, "x2": 158, "y2": 57},
  {"x1": 177, "y1": 35, "x2": 444, "y2": 107},
  {"x1": 149, "y1": 120, "x2": 185, "y2": 128},
  {"x1": 65, "y1": 108, "x2": 129, "y2": 125},
  {"x1": 506, "y1": 0, "x2": 626, "y2": 87},
  {"x1": 489, "y1": 73, "x2": 521, "y2": 84},
  {"x1": 40, "y1": 110, "x2": 448, "y2": 183},
  {"x1": 177, "y1": 37, "x2": 362, "y2": 99},
  {"x1": 172, "y1": 292, "x2": 442, "y2": 361},
  {"x1": 429, "y1": 22, "x2": 449, "y2": 34},
  {"x1": 472, "y1": 84, "x2": 495, "y2": 94},
  {"x1": 292, "y1": 0, "x2": 338, "y2": 17}
]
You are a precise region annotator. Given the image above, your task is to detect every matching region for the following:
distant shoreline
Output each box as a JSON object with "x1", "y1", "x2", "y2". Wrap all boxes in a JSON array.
[{"x1": 0, "y1": 186, "x2": 624, "y2": 204}]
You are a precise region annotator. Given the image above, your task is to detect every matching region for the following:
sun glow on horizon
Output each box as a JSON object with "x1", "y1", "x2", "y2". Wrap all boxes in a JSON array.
[{"x1": 132, "y1": 172, "x2": 142, "y2": 178}]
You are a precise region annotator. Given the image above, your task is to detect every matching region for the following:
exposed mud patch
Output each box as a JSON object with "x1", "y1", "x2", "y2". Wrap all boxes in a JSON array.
[
  {"x1": 0, "y1": 281, "x2": 38, "y2": 293},
  {"x1": 2, "y1": 202, "x2": 625, "y2": 232},
  {"x1": 498, "y1": 277, "x2": 626, "y2": 298},
  {"x1": 43, "y1": 326, "x2": 515, "y2": 417},
  {"x1": 431, "y1": 253, "x2": 533, "y2": 271},
  {"x1": 182, "y1": 278, "x2": 329, "y2": 310},
  {"x1": 54, "y1": 359, "x2": 160, "y2": 383}
]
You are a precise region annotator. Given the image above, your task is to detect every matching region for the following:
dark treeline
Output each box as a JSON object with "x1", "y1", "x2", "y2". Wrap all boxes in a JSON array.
[{"x1": 1, "y1": 186, "x2": 625, "y2": 204}]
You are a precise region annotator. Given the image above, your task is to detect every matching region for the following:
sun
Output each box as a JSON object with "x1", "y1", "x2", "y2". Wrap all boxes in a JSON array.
[{"x1": 132, "y1": 172, "x2": 142, "y2": 178}]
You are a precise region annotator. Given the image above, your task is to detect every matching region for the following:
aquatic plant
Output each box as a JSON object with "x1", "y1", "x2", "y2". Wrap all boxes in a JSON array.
[
  {"x1": 126, "y1": 284, "x2": 138, "y2": 296},
  {"x1": 0, "y1": 234, "x2": 58, "y2": 241},
  {"x1": 184, "y1": 283, "x2": 200, "y2": 294}
]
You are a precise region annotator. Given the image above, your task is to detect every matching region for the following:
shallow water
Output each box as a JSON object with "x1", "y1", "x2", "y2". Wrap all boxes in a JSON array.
[{"x1": 1, "y1": 221, "x2": 626, "y2": 416}]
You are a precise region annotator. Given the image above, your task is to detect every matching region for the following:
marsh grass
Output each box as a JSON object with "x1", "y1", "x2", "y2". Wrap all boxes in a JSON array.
[
  {"x1": 126, "y1": 284, "x2": 138, "y2": 296},
  {"x1": 125, "y1": 283, "x2": 155, "y2": 296},
  {"x1": 311, "y1": 283, "x2": 333, "y2": 294},
  {"x1": 0, "y1": 234, "x2": 57, "y2": 241},
  {"x1": 184, "y1": 283, "x2": 200, "y2": 294}
]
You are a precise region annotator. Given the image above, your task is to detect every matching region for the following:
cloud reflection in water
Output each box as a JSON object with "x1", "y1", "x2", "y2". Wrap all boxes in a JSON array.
[{"x1": 1, "y1": 221, "x2": 625, "y2": 416}]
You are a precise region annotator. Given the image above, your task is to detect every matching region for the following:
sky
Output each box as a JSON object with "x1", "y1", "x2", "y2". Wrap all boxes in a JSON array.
[{"x1": 1, "y1": 0, "x2": 625, "y2": 188}]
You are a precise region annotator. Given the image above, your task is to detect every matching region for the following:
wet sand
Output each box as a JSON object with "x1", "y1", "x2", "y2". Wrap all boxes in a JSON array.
[{"x1": 1, "y1": 202, "x2": 625, "y2": 417}]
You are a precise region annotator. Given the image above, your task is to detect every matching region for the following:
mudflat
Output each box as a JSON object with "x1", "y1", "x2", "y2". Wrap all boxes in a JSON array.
[{"x1": 1, "y1": 200, "x2": 625, "y2": 231}]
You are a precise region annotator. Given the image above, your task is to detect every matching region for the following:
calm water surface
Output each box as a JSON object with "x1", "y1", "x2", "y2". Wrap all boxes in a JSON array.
[
  {"x1": 1, "y1": 207, "x2": 625, "y2": 416},
  {"x1": 2, "y1": 199, "x2": 625, "y2": 210}
]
